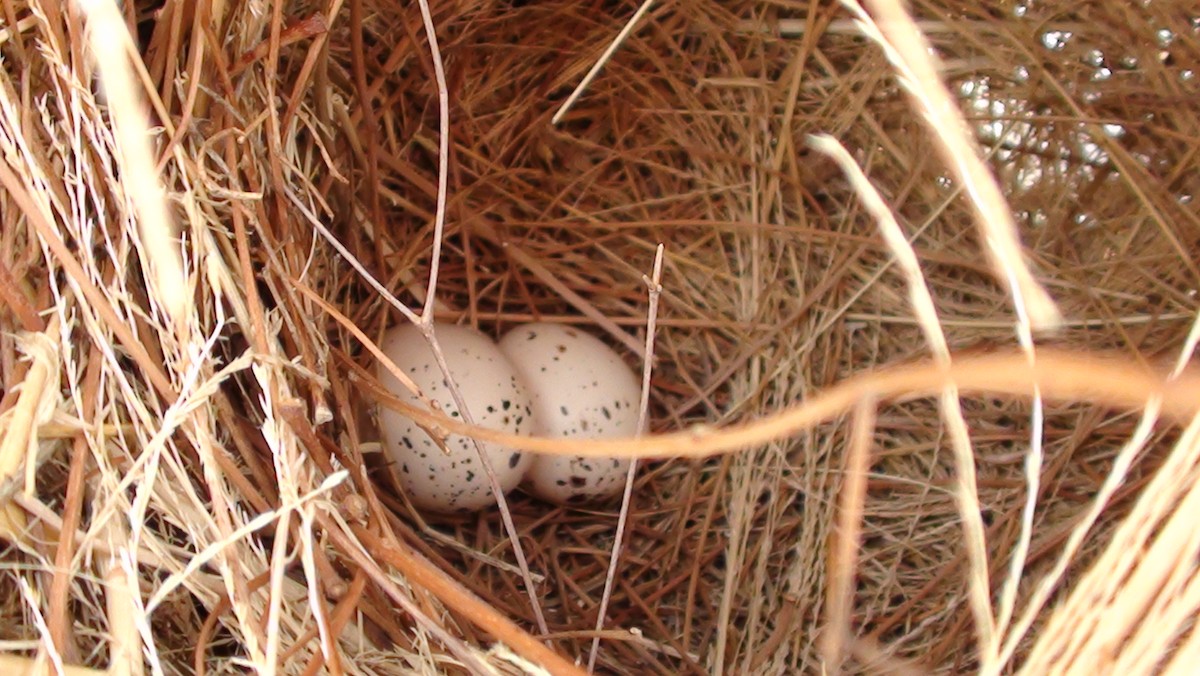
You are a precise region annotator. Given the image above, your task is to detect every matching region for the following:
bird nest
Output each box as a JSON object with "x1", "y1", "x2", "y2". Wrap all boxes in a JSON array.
[{"x1": 1, "y1": 0, "x2": 1199, "y2": 674}]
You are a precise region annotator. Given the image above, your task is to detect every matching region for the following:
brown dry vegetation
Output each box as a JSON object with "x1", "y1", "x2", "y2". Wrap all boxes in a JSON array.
[{"x1": 0, "y1": 0, "x2": 1198, "y2": 674}]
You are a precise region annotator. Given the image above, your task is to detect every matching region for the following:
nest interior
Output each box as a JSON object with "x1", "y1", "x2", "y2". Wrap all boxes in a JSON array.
[{"x1": 1, "y1": 0, "x2": 1198, "y2": 674}]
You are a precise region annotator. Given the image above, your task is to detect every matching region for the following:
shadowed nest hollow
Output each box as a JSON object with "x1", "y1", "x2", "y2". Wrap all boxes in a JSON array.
[{"x1": 1, "y1": 0, "x2": 1199, "y2": 674}]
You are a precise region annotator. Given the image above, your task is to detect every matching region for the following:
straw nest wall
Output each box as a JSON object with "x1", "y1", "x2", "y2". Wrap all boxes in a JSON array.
[{"x1": 1, "y1": 0, "x2": 1198, "y2": 674}]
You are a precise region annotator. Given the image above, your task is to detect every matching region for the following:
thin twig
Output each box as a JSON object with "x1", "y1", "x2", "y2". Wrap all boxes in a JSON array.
[
  {"x1": 822, "y1": 395, "x2": 877, "y2": 673},
  {"x1": 811, "y1": 133, "x2": 996, "y2": 664},
  {"x1": 417, "y1": 321, "x2": 551, "y2": 636},
  {"x1": 47, "y1": 349, "x2": 101, "y2": 656},
  {"x1": 414, "y1": 0, "x2": 451, "y2": 319},
  {"x1": 551, "y1": 0, "x2": 656, "y2": 125},
  {"x1": 356, "y1": 345, "x2": 1200, "y2": 461},
  {"x1": 587, "y1": 243, "x2": 665, "y2": 672},
  {"x1": 364, "y1": 0, "x2": 550, "y2": 625}
]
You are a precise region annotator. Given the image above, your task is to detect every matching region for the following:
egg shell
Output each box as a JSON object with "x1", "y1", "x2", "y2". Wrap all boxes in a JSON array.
[
  {"x1": 498, "y1": 323, "x2": 641, "y2": 504},
  {"x1": 376, "y1": 322, "x2": 536, "y2": 512}
]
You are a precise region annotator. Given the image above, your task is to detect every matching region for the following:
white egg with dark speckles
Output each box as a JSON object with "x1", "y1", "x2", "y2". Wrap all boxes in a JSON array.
[
  {"x1": 377, "y1": 323, "x2": 536, "y2": 513},
  {"x1": 498, "y1": 323, "x2": 641, "y2": 504}
]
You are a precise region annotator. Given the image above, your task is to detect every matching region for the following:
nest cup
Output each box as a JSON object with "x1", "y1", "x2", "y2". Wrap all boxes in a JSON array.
[{"x1": 1, "y1": 0, "x2": 1199, "y2": 674}]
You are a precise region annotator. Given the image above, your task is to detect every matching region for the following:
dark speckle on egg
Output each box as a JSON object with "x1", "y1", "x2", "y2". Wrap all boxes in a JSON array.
[{"x1": 509, "y1": 453, "x2": 522, "y2": 469}]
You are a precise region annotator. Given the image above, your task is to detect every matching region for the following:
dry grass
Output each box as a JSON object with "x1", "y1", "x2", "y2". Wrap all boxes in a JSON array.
[{"x1": 1, "y1": 0, "x2": 1198, "y2": 674}]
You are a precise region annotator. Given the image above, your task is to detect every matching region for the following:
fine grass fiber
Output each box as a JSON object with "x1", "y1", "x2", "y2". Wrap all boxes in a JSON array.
[{"x1": 1, "y1": 0, "x2": 1199, "y2": 674}]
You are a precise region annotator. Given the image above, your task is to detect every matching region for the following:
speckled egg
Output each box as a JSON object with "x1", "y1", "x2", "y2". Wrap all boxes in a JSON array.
[
  {"x1": 376, "y1": 322, "x2": 536, "y2": 512},
  {"x1": 498, "y1": 323, "x2": 641, "y2": 504}
]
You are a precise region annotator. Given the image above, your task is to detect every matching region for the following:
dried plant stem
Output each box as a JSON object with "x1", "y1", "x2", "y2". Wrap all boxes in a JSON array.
[
  {"x1": 337, "y1": 519, "x2": 586, "y2": 676},
  {"x1": 999, "y1": 403, "x2": 1160, "y2": 670},
  {"x1": 1015, "y1": 316, "x2": 1200, "y2": 672},
  {"x1": 348, "y1": 0, "x2": 385, "y2": 236},
  {"x1": 0, "y1": 654, "x2": 100, "y2": 676},
  {"x1": 76, "y1": 0, "x2": 188, "y2": 334},
  {"x1": 847, "y1": 635, "x2": 928, "y2": 676},
  {"x1": 417, "y1": 321, "x2": 550, "y2": 637},
  {"x1": 291, "y1": 139, "x2": 550, "y2": 638},
  {"x1": 992, "y1": 389, "x2": 1045, "y2": 665},
  {"x1": 101, "y1": 519, "x2": 144, "y2": 676},
  {"x1": 297, "y1": 511, "x2": 343, "y2": 676},
  {"x1": 0, "y1": 11, "x2": 36, "y2": 47},
  {"x1": 285, "y1": 191, "x2": 420, "y2": 326},
  {"x1": 289, "y1": 224, "x2": 550, "y2": 634},
  {"x1": 551, "y1": 0, "x2": 656, "y2": 125},
  {"x1": 362, "y1": 346, "x2": 1200, "y2": 461},
  {"x1": 738, "y1": 18, "x2": 1003, "y2": 37},
  {"x1": 587, "y1": 243, "x2": 665, "y2": 673},
  {"x1": 498, "y1": 239, "x2": 645, "y2": 357},
  {"x1": 47, "y1": 353, "x2": 99, "y2": 656},
  {"x1": 0, "y1": 318, "x2": 60, "y2": 544},
  {"x1": 822, "y1": 395, "x2": 877, "y2": 672},
  {"x1": 14, "y1": 494, "x2": 178, "y2": 569},
  {"x1": 143, "y1": 471, "x2": 347, "y2": 615},
  {"x1": 0, "y1": 161, "x2": 174, "y2": 399},
  {"x1": 359, "y1": 76, "x2": 596, "y2": 633},
  {"x1": 350, "y1": 205, "x2": 454, "y2": 315},
  {"x1": 812, "y1": 134, "x2": 995, "y2": 660},
  {"x1": 1026, "y1": 412, "x2": 1200, "y2": 673},
  {"x1": 847, "y1": 0, "x2": 1062, "y2": 332},
  {"x1": 413, "y1": 0, "x2": 451, "y2": 319},
  {"x1": 0, "y1": 257, "x2": 42, "y2": 332},
  {"x1": 19, "y1": 577, "x2": 67, "y2": 675}
]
